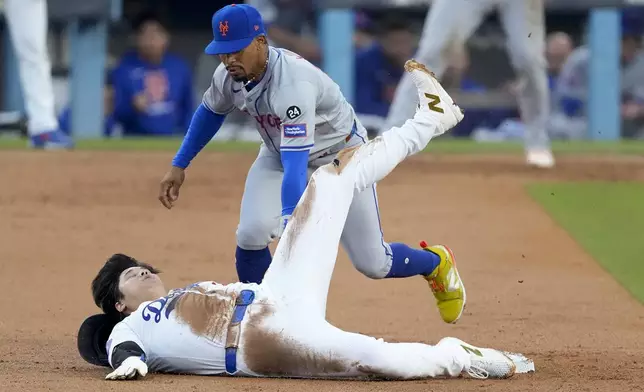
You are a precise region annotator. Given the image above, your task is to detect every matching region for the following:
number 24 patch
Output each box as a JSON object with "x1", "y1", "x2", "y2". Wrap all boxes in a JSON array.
[{"x1": 286, "y1": 105, "x2": 301, "y2": 120}]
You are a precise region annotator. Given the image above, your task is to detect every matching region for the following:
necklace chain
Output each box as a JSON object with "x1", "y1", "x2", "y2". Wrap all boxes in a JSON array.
[{"x1": 244, "y1": 53, "x2": 269, "y2": 86}]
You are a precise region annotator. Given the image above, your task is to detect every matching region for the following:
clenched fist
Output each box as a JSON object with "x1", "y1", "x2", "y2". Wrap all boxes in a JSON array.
[{"x1": 158, "y1": 166, "x2": 186, "y2": 209}]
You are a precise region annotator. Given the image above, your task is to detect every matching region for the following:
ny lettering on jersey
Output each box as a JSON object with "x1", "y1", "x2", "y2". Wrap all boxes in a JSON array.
[{"x1": 252, "y1": 112, "x2": 282, "y2": 132}]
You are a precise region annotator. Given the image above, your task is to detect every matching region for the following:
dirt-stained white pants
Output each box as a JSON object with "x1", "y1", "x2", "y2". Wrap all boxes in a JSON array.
[
  {"x1": 238, "y1": 112, "x2": 471, "y2": 379},
  {"x1": 4, "y1": 0, "x2": 59, "y2": 134}
]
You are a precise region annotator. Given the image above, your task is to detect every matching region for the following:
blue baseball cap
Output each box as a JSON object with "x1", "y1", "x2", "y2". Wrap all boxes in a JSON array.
[{"x1": 205, "y1": 4, "x2": 266, "y2": 55}]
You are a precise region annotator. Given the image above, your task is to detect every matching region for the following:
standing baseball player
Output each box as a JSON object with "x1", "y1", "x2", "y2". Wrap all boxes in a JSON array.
[
  {"x1": 83, "y1": 66, "x2": 534, "y2": 380},
  {"x1": 385, "y1": 0, "x2": 553, "y2": 168},
  {"x1": 158, "y1": 4, "x2": 465, "y2": 325},
  {"x1": 3, "y1": 0, "x2": 74, "y2": 149}
]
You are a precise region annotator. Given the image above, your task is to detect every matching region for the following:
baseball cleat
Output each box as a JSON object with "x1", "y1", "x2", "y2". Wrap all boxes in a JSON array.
[
  {"x1": 526, "y1": 148, "x2": 555, "y2": 169},
  {"x1": 404, "y1": 59, "x2": 464, "y2": 137},
  {"x1": 29, "y1": 130, "x2": 75, "y2": 150},
  {"x1": 420, "y1": 242, "x2": 466, "y2": 324},
  {"x1": 439, "y1": 337, "x2": 519, "y2": 379}
]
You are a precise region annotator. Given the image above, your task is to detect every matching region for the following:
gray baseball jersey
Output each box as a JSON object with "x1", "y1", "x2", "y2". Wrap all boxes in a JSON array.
[
  {"x1": 203, "y1": 46, "x2": 395, "y2": 280},
  {"x1": 203, "y1": 47, "x2": 357, "y2": 160}
]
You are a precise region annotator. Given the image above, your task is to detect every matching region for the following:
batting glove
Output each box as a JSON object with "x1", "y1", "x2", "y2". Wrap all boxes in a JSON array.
[
  {"x1": 277, "y1": 214, "x2": 291, "y2": 238},
  {"x1": 105, "y1": 356, "x2": 148, "y2": 381}
]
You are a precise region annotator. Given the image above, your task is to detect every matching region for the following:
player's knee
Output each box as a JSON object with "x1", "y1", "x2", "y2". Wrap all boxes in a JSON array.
[{"x1": 236, "y1": 221, "x2": 275, "y2": 250}]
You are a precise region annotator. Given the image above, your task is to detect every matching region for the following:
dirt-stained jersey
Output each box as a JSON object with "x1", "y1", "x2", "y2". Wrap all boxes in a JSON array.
[{"x1": 106, "y1": 281, "x2": 263, "y2": 375}]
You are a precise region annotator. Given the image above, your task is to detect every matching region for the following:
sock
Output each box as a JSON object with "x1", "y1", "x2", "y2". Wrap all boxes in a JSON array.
[
  {"x1": 235, "y1": 246, "x2": 272, "y2": 284},
  {"x1": 385, "y1": 242, "x2": 441, "y2": 278}
]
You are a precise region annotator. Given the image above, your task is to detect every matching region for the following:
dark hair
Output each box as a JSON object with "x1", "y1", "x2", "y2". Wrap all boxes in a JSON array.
[
  {"x1": 376, "y1": 16, "x2": 411, "y2": 37},
  {"x1": 91, "y1": 254, "x2": 160, "y2": 318},
  {"x1": 131, "y1": 9, "x2": 166, "y2": 33}
]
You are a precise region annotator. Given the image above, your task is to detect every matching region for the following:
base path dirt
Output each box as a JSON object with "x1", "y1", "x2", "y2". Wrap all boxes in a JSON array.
[{"x1": 1, "y1": 150, "x2": 642, "y2": 392}]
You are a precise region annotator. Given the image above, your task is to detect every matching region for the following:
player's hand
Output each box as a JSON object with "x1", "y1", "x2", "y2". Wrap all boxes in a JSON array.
[
  {"x1": 105, "y1": 356, "x2": 148, "y2": 381},
  {"x1": 276, "y1": 214, "x2": 291, "y2": 238},
  {"x1": 159, "y1": 166, "x2": 185, "y2": 209}
]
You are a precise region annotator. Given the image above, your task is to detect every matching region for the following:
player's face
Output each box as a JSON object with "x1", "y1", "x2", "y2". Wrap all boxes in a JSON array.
[
  {"x1": 137, "y1": 21, "x2": 169, "y2": 61},
  {"x1": 381, "y1": 30, "x2": 415, "y2": 66},
  {"x1": 622, "y1": 37, "x2": 642, "y2": 64},
  {"x1": 116, "y1": 266, "x2": 166, "y2": 314},
  {"x1": 218, "y1": 37, "x2": 266, "y2": 82}
]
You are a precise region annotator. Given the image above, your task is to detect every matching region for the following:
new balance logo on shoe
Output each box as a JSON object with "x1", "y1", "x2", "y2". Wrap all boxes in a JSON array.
[
  {"x1": 461, "y1": 345, "x2": 483, "y2": 357},
  {"x1": 447, "y1": 269, "x2": 461, "y2": 291},
  {"x1": 425, "y1": 93, "x2": 444, "y2": 113}
]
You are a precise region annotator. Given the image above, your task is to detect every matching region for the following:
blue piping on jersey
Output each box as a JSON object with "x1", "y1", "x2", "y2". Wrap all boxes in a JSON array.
[
  {"x1": 251, "y1": 49, "x2": 284, "y2": 155},
  {"x1": 253, "y1": 80, "x2": 281, "y2": 154},
  {"x1": 355, "y1": 132, "x2": 393, "y2": 259}
]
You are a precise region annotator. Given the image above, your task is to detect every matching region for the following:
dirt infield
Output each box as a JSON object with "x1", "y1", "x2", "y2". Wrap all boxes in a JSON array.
[{"x1": 1, "y1": 150, "x2": 643, "y2": 392}]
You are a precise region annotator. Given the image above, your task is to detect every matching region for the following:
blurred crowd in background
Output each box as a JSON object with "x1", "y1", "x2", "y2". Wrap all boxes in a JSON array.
[{"x1": 2, "y1": 0, "x2": 643, "y2": 141}]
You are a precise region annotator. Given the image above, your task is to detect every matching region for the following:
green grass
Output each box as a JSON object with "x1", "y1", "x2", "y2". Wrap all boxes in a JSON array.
[
  {"x1": 2, "y1": 135, "x2": 644, "y2": 154},
  {"x1": 0, "y1": 136, "x2": 262, "y2": 152},
  {"x1": 527, "y1": 182, "x2": 644, "y2": 303}
]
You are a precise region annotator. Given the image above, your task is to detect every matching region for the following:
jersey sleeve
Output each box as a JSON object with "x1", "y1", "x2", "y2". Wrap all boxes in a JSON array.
[
  {"x1": 555, "y1": 48, "x2": 588, "y2": 101},
  {"x1": 273, "y1": 81, "x2": 317, "y2": 152},
  {"x1": 202, "y1": 63, "x2": 236, "y2": 115},
  {"x1": 553, "y1": 47, "x2": 589, "y2": 116},
  {"x1": 106, "y1": 320, "x2": 146, "y2": 368}
]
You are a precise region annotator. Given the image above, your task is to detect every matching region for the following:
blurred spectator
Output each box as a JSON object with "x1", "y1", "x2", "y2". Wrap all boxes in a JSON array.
[
  {"x1": 354, "y1": 18, "x2": 415, "y2": 120},
  {"x1": 549, "y1": 9, "x2": 644, "y2": 140},
  {"x1": 443, "y1": 46, "x2": 520, "y2": 139},
  {"x1": 442, "y1": 46, "x2": 486, "y2": 93},
  {"x1": 248, "y1": 1, "x2": 377, "y2": 64},
  {"x1": 58, "y1": 73, "x2": 120, "y2": 138},
  {"x1": 354, "y1": 11, "x2": 375, "y2": 50},
  {"x1": 246, "y1": 0, "x2": 321, "y2": 63},
  {"x1": 110, "y1": 10, "x2": 194, "y2": 136},
  {"x1": 504, "y1": 31, "x2": 573, "y2": 96},
  {"x1": 545, "y1": 32, "x2": 574, "y2": 89},
  {"x1": 620, "y1": 28, "x2": 644, "y2": 138}
]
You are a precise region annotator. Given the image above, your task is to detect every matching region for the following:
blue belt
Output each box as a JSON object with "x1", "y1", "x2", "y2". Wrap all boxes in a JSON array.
[{"x1": 224, "y1": 290, "x2": 255, "y2": 375}]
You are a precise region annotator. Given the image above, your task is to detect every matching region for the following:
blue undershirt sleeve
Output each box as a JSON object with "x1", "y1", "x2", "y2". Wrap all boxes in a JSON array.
[
  {"x1": 172, "y1": 103, "x2": 225, "y2": 169},
  {"x1": 280, "y1": 149, "x2": 309, "y2": 216}
]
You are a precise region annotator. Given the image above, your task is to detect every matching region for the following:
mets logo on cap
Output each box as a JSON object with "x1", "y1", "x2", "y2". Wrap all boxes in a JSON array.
[
  {"x1": 219, "y1": 21, "x2": 229, "y2": 37},
  {"x1": 205, "y1": 4, "x2": 267, "y2": 55}
]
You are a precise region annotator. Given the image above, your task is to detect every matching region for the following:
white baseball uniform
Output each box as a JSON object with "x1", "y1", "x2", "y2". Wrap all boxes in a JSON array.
[
  {"x1": 385, "y1": 0, "x2": 550, "y2": 150},
  {"x1": 107, "y1": 103, "x2": 476, "y2": 379},
  {"x1": 4, "y1": 0, "x2": 59, "y2": 135},
  {"x1": 204, "y1": 46, "x2": 396, "y2": 279}
]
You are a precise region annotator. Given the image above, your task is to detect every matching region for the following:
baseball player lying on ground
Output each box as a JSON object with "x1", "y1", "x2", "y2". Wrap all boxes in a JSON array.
[{"x1": 79, "y1": 61, "x2": 534, "y2": 381}]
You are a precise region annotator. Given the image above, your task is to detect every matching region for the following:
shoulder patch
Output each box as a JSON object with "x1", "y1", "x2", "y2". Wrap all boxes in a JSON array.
[
  {"x1": 283, "y1": 123, "x2": 307, "y2": 138},
  {"x1": 286, "y1": 105, "x2": 302, "y2": 120}
]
